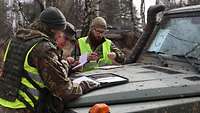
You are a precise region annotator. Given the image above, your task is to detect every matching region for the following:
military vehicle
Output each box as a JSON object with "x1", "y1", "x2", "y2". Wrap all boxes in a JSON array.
[{"x1": 67, "y1": 5, "x2": 200, "y2": 113}]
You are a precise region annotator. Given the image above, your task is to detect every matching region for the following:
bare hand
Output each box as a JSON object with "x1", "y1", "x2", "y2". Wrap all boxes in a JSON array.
[
  {"x1": 66, "y1": 57, "x2": 75, "y2": 64},
  {"x1": 87, "y1": 52, "x2": 99, "y2": 61},
  {"x1": 107, "y1": 52, "x2": 116, "y2": 60}
]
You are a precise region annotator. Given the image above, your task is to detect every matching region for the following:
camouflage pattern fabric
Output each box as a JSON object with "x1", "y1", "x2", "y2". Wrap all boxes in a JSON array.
[
  {"x1": 0, "y1": 29, "x2": 83, "y2": 113},
  {"x1": 0, "y1": 107, "x2": 31, "y2": 113}
]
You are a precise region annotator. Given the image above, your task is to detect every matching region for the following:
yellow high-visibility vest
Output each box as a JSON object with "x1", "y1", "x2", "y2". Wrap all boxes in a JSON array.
[
  {"x1": 0, "y1": 40, "x2": 45, "y2": 109},
  {"x1": 78, "y1": 37, "x2": 112, "y2": 71}
]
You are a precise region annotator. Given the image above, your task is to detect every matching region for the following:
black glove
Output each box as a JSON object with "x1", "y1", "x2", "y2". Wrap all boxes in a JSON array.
[{"x1": 80, "y1": 80, "x2": 99, "y2": 94}]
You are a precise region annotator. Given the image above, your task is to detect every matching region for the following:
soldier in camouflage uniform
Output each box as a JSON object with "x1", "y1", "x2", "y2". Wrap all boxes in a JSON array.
[
  {"x1": 62, "y1": 22, "x2": 78, "y2": 65},
  {"x1": 76, "y1": 17, "x2": 125, "y2": 71},
  {"x1": 0, "y1": 7, "x2": 98, "y2": 113}
]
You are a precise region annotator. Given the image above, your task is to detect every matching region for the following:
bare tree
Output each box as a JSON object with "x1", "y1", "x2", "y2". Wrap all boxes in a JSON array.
[
  {"x1": 56, "y1": 0, "x2": 74, "y2": 19},
  {"x1": 100, "y1": 0, "x2": 120, "y2": 27},
  {"x1": 156, "y1": 0, "x2": 159, "y2": 4},
  {"x1": 34, "y1": 0, "x2": 74, "y2": 17},
  {"x1": 187, "y1": 0, "x2": 200, "y2": 5},
  {"x1": 34, "y1": 0, "x2": 45, "y2": 11},
  {"x1": 80, "y1": 0, "x2": 96, "y2": 37},
  {"x1": 140, "y1": 0, "x2": 145, "y2": 27},
  {"x1": 155, "y1": 0, "x2": 186, "y2": 9},
  {"x1": 128, "y1": 0, "x2": 139, "y2": 32},
  {"x1": 129, "y1": 0, "x2": 134, "y2": 31},
  {"x1": 0, "y1": 0, "x2": 13, "y2": 47},
  {"x1": 67, "y1": 0, "x2": 85, "y2": 30}
]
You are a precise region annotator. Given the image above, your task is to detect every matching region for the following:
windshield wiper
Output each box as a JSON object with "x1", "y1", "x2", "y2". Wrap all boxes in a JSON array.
[
  {"x1": 185, "y1": 42, "x2": 200, "y2": 56},
  {"x1": 147, "y1": 51, "x2": 168, "y2": 67},
  {"x1": 172, "y1": 54, "x2": 200, "y2": 73},
  {"x1": 168, "y1": 32, "x2": 197, "y2": 44},
  {"x1": 174, "y1": 42, "x2": 200, "y2": 73}
]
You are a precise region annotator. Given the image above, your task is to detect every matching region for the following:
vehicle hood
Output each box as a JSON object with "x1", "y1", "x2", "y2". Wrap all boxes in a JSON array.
[{"x1": 67, "y1": 64, "x2": 200, "y2": 108}]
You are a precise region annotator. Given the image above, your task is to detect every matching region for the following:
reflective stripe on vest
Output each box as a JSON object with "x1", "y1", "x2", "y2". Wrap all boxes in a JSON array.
[
  {"x1": 78, "y1": 37, "x2": 112, "y2": 71},
  {"x1": 0, "y1": 41, "x2": 45, "y2": 109}
]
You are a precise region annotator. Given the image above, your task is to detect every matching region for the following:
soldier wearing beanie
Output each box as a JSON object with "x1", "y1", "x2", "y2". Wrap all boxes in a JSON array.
[
  {"x1": 0, "y1": 7, "x2": 98, "y2": 113},
  {"x1": 77, "y1": 17, "x2": 125, "y2": 72},
  {"x1": 90, "y1": 17, "x2": 107, "y2": 29}
]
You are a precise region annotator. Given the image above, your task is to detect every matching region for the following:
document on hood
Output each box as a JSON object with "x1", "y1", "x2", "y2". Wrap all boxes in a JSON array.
[
  {"x1": 72, "y1": 76, "x2": 100, "y2": 85},
  {"x1": 95, "y1": 65, "x2": 123, "y2": 70},
  {"x1": 72, "y1": 54, "x2": 88, "y2": 70}
]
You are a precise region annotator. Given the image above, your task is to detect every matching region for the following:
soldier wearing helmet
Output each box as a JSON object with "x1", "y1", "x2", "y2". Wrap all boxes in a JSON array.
[
  {"x1": 55, "y1": 22, "x2": 80, "y2": 73},
  {"x1": 0, "y1": 7, "x2": 98, "y2": 113},
  {"x1": 62, "y1": 22, "x2": 77, "y2": 57},
  {"x1": 77, "y1": 17, "x2": 125, "y2": 72}
]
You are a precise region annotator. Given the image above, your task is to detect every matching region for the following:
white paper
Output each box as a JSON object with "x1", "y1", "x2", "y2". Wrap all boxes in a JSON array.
[
  {"x1": 79, "y1": 54, "x2": 88, "y2": 64},
  {"x1": 73, "y1": 76, "x2": 100, "y2": 85},
  {"x1": 72, "y1": 54, "x2": 88, "y2": 70},
  {"x1": 96, "y1": 77, "x2": 125, "y2": 83},
  {"x1": 95, "y1": 65, "x2": 122, "y2": 70}
]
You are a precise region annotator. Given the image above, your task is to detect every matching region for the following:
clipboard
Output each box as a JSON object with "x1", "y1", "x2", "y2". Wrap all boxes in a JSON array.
[
  {"x1": 87, "y1": 73, "x2": 129, "y2": 88},
  {"x1": 73, "y1": 73, "x2": 129, "y2": 89}
]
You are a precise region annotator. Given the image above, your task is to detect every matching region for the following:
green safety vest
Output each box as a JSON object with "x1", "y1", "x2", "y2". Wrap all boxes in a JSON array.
[
  {"x1": 78, "y1": 37, "x2": 112, "y2": 71},
  {"x1": 0, "y1": 38, "x2": 46, "y2": 109}
]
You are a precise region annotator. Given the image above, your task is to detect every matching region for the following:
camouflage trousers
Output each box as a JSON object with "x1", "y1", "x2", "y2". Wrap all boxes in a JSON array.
[{"x1": 0, "y1": 106, "x2": 31, "y2": 113}]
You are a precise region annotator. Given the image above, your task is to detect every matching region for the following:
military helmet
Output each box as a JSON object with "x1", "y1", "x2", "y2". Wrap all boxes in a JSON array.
[
  {"x1": 39, "y1": 7, "x2": 66, "y2": 30},
  {"x1": 90, "y1": 17, "x2": 107, "y2": 29},
  {"x1": 64, "y1": 22, "x2": 76, "y2": 41}
]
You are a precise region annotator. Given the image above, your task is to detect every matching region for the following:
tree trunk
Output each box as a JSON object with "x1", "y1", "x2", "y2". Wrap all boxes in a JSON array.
[
  {"x1": 140, "y1": 0, "x2": 145, "y2": 27},
  {"x1": 80, "y1": 0, "x2": 96, "y2": 37},
  {"x1": 129, "y1": 0, "x2": 135, "y2": 31},
  {"x1": 156, "y1": 0, "x2": 159, "y2": 4}
]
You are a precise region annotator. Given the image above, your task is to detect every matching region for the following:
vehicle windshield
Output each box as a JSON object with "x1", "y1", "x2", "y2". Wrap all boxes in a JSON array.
[{"x1": 148, "y1": 16, "x2": 200, "y2": 58}]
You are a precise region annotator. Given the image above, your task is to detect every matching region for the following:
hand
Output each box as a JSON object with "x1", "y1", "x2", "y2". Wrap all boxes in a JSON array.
[
  {"x1": 69, "y1": 60, "x2": 82, "y2": 72},
  {"x1": 79, "y1": 80, "x2": 99, "y2": 94},
  {"x1": 107, "y1": 52, "x2": 116, "y2": 60},
  {"x1": 66, "y1": 57, "x2": 75, "y2": 64},
  {"x1": 70, "y1": 60, "x2": 80, "y2": 67},
  {"x1": 87, "y1": 52, "x2": 99, "y2": 61}
]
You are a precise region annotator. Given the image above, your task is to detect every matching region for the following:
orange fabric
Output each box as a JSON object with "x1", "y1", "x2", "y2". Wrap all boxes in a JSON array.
[{"x1": 89, "y1": 103, "x2": 110, "y2": 113}]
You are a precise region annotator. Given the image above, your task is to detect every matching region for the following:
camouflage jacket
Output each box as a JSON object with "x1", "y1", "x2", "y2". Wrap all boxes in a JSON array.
[
  {"x1": 73, "y1": 37, "x2": 126, "y2": 64},
  {"x1": 0, "y1": 29, "x2": 82, "y2": 113}
]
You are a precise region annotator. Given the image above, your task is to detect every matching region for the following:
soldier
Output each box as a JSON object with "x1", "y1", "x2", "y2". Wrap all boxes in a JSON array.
[
  {"x1": 77, "y1": 17, "x2": 126, "y2": 71},
  {"x1": 55, "y1": 22, "x2": 80, "y2": 74},
  {"x1": 63, "y1": 22, "x2": 77, "y2": 64},
  {"x1": 0, "y1": 7, "x2": 98, "y2": 113}
]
